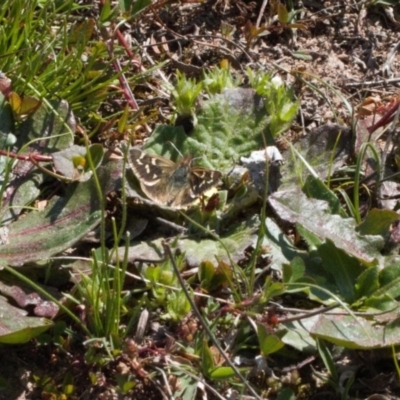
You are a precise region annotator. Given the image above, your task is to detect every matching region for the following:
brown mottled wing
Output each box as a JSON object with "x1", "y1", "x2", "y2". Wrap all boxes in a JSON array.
[
  {"x1": 189, "y1": 168, "x2": 222, "y2": 196},
  {"x1": 129, "y1": 148, "x2": 222, "y2": 209},
  {"x1": 129, "y1": 148, "x2": 175, "y2": 186},
  {"x1": 129, "y1": 148, "x2": 188, "y2": 207}
]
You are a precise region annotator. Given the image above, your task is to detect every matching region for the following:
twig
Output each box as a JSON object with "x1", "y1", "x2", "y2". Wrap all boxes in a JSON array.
[
  {"x1": 256, "y1": 0, "x2": 269, "y2": 28},
  {"x1": 345, "y1": 77, "x2": 400, "y2": 88},
  {"x1": 281, "y1": 355, "x2": 316, "y2": 374}
]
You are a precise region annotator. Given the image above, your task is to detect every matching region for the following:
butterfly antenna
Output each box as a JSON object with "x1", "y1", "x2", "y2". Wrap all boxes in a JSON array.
[{"x1": 166, "y1": 141, "x2": 184, "y2": 158}]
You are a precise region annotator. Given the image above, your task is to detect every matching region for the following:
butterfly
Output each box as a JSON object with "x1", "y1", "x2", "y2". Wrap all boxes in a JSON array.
[
  {"x1": 9, "y1": 92, "x2": 41, "y2": 116},
  {"x1": 128, "y1": 148, "x2": 222, "y2": 209}
]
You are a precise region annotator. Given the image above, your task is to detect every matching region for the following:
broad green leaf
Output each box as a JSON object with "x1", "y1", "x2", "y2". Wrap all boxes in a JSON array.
[
  {"x1": 264, "y1": 217, "x2": 309, "y2": 273},
  {"x1": 362, "y1": 294, "x2": 398, "y2": 311},
  {"x1": 68, "y1": 18, "x2": 95, "y2": 45},
  {"x1": 281, "y1": 318, "x2": 317, "y2": 352},
  {"x1": 302, "y1": 175, "x2": 346, "y2": 216},
  {"x1": 354, "y1": 266, "x2": 379, "y2": 299},
  {"x1": 257, "y1": 323, "x2": 284, "y2": 356},
  {"x1": 17, "y1": 99, "x2": 75, "y2": 152},
  {"x1": 0, "y1": 159, "x2": 121, "y2": 266},
  {"x1": 317, "y1": 240, "x2": 365, "y2": 303},
  {"x1": 0, "y1": 100, "x2": 77, "y2": 224},
  {"x1": 311, "y1": 313, "x2": 400, "y2": 349},
  {"x1": 144, "y1": 89, "x2": 273, "y2": 172},
  {"x1": 282, "y1": 256, "x2": 305, "y2": 283},
  {"x1": 357, "y1": 208, "x2": 399, "y2": 236},
  {"x1": 0, "y1": 181, "x2": 102, "y2": 266},
  {"x1": 269, "y1": 189, "x2": 384, "y2": 266}
]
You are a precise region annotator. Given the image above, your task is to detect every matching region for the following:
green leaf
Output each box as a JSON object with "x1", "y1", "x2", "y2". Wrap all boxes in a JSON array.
[
  {"x1": 282, "y1": 257, "x2": 305, "y2": 283},
  {"x1": 277, "y1": 3, "x2": 289, "y2": 24},
  {"x1": 317, "y1": 240, "x2": 365, "y2": 303},
  {"x1": 199, "y1": 261, "x2": 215, "y2": 286},
  {"x1": 200, "y1": 260, "x2": 232, "y2": 291},
  {"x1": 269, "y1": 189, "x2": 384, "y2": 266},
  {"x1": 357, "y1": 208, "x2": 399, "y2": 236},
  {"x1": 122, "y1": 217, "x2": 261, "y2": 269},
  {"x1": 201, "y1": 339, "x2": 215, "y2": 378},
  {"x1": 373, "y1": 264, "x2": 400, "y2": 300},
  {"x1": 281, "y1": 319, "x2": 316, "y2": 352},
  {"x1": 264, "y1": 217, "x2": 309, "y2": 272},
  {"x1": 279, "y1": 125, "x2": 352, "y2": 191},
  {"x1": 302, "y1": 175, "x2": 346, "y2": 216},
  {"x1": 53, "y1": 144, "x2": 104, "y2": 181},
  {"x1": 311, "y1": 313, "x2": 400, "y2": 349},
  {"x1": 209, "y1": 366, "x2": 238, "y2": 379},
  {"x1": 167, "y1": 290, "x2": 191, "y2": 321},
  {"x1": 257, "y1": 323, "x2": 284, "y2": 356},
  {"x1": 263, "y1": 276, "x2": 286, "y2": 302},
  {"x1": 362, "y1": 294, "x2": 397, "y2": 311},
  {"x1": 354, "y1": 266, "x2": 379, "y2": 298},
  {"x1": 132, "y1": 0, "x2": 151, "y2": 16},
  {"x1": 17, "y1": 99, "x2": 75, "y2": 153},
  {"x1": 316, "y1": 339, "x2": 337, "y2": 381},
  {"x1": 68, "y1": 18, "x2": 95, "y2": 45},
  {"x1": 100, "y1": 0, "x2": 112, "y2": 24},
  {"x1": 277, "y1": 387, "x2": 295, "y2": 400},
  {"x1": 144, "y1": 89, "x2": 273, "y2": 172}
]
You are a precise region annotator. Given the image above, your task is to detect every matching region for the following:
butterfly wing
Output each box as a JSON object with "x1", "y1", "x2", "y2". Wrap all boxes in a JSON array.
[
  {"x1": 129, "y1": 149, "x2": 188, "y2": 207},
  {"x1": 189, "y1": 168, "x2": 222, "y2": 196},
  {"x1": 129, "y1": 149, "x2": 222, "y2": 209},
  {"x1": 165, "y1": 168, "x2": 222, "y2": 209},
  {"x1": 129, "y1": 148, "x2": 175, "y2": 186}
]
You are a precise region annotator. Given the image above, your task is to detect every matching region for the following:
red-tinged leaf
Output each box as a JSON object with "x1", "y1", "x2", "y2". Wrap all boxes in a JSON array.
[
  {"x1": 0, "y1": 296, "x2": 52, "y2": 344},
  {"x1": 0, "y1": 281, "x2": 59, "y2": 318},
  {"x1": 0, "y1": 160, "x2": 120, "y2": 266}
]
